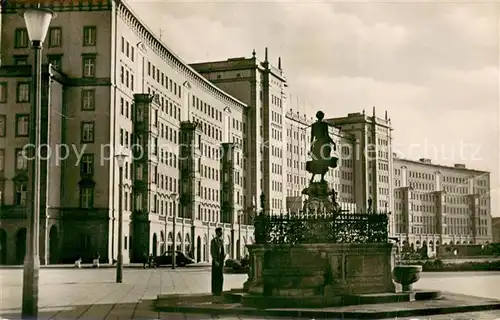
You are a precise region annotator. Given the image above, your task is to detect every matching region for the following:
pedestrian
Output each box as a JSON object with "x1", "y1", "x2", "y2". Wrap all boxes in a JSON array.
[
  {"x1": 74, "y1": 257, "x2": 82, "y2": 268},
  {"x1": 210, "y1": 227, "x2": 225, "y2": 301},
  {"x1": 142, "y1": 251, "x2": 148, "y2": 269},
  {"x1": 93, "y1": 252, "x2": 100, "y2": 268}
]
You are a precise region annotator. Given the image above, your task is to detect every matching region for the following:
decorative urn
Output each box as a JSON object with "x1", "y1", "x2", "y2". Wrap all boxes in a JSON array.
[{"x1": 392, "y1": 265, "x2": 422, "y2": 292}]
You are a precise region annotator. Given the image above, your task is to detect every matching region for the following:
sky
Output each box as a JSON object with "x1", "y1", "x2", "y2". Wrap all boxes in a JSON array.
[{"x1": 128, "y1": 0, "x2": 499, "y2": 216}]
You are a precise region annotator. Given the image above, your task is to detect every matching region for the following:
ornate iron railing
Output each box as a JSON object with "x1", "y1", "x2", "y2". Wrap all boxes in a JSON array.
[{"x1": 254, "y1": 212, "x2": 389, "y2": 244}]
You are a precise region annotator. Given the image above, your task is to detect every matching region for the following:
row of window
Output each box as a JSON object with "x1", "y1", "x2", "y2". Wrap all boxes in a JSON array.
[
  {"x1": 0, "y1": 114, "x2": 29, "y2": 137},
  {"x1": 14, "y1": 26, "x2": 96, "y2": 49},
  {"x1": 0, "y1": 82, "x2": 30, "y2": 104},
  {"x1": 147, "y1": 61, "x2": 182, "y2": 98},
  {"x1": 9, "y1": 54, "x2": 95, "y2": 78}
]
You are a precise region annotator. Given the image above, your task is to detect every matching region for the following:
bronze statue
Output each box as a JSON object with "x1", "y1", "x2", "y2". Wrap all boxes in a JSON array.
[{"x1": 306, "y1": 111, "x2": 338, "y2": 183}]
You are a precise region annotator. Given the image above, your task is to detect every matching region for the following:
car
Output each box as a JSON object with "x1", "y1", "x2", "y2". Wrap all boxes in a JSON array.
[{"x1": 155, "y1": 250, "x2": 195, "y2": 267}]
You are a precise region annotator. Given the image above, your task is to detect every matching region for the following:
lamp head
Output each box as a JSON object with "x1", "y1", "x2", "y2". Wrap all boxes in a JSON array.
[
  {"x1": 114, "y1": 153, "x2": 128, "y2": 168},
  {"x1": 22, "y1": 8, "x2": 54, "y2": 43}
]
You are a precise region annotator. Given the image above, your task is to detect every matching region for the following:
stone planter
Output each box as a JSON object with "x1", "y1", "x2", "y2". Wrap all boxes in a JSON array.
[{"x1": 392, "y1": 265, "x2": 422, "y2": 292}]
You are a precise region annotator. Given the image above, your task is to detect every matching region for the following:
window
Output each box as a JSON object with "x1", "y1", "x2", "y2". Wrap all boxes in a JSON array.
[
  {"x1": 14, "y1": 28, "x2": 28, "y2": 48},
  {"x1": 0, "y1": 115, "x2": 5, "y2": 137},
  {"x1": 48, "y1": 27, "x2": 62, "y2": 47},
  {"x1": 13, "y1": 55, "x2": 28, "y2": 65},
  {"x1": 81, "y1": 89, "x2": 95, "y2": 110},
  {"x1": 80, "y1": 154, "x2": 94, "y2": 175},
  {"x1": 80, "y1": 187, "x2": 94, "y2": 208},
  {"x1": 15, "y1": 114, "x2": 29, "y2": 137},
  {"x1": 15, "y1": 149, "x2": 27, "y2": 170},
  {"x1": 83, "y1": 26, "x2": 96, "y2": 46},
  {"x1": 16, "y1": 82, "x2": 30, "y2": 103},
  {"x1": 81, "y1": 122, "x2": 95, "y2": 143},
  {"x1": 14, "y1": 182, "x2": 28, "y2": 206},
  {"x1": 82, "y1": 55, "x2": 96, "y2": 78},
  {"x1": 0, "y1": 149, "x2": 4, "y2": 173},
  {"x1": 0, "y1": 82, "x2": 6, "y2": 103},
  {"x1": 48, "y1": 55, "x2": 62, "y2": 71}
]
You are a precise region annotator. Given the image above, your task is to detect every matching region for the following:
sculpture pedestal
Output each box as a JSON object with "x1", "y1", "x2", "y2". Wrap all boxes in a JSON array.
[
  {"x1": 243, "y1": 243, "x2": 396, "y2": 308},
  {"x1": 302, "y1": 180, "x2": 338, "y2": 215}
]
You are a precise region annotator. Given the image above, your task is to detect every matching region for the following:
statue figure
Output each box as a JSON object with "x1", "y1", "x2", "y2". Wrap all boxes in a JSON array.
[{"x1": 306, "y1": 111, "x2": 338, "y2": 183}]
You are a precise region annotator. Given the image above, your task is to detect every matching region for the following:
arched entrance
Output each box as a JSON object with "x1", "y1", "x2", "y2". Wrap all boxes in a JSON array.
[
  {"x1": 16, "y1": 228, "x2": 27, "y2": 264},
  {"x1": 203, "y1": 234, "x2": 208, "y2": 262},
  {"x1": 0, "y1": 229, "x2": 6, "y2": 264},
  {"x1": 184, "y1": 233, "x2": 190, "y2": 256},
  {"x1": 196, "y1": 236, "x2": 201, "y2": 262},
  {"x1": 167, "y1": 232, "x2": 173, "y2": 254},
  {"x1": 176, "y1": 233, "x2": 182, "y2": 251},
  {"x1": 49, "y1": 226, "x2": 59, "y2": 264},
  {"x1": 160, "y1": 231, "x2": 165, "y2": 254},
  {"x1": 152, "y1": 233, "x2": 157, "y2": 256}
]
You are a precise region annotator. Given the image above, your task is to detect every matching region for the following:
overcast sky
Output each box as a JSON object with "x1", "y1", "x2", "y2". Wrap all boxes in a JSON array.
[{"x1": 129, "y1": 0, "x2": 499, "y2": 216}]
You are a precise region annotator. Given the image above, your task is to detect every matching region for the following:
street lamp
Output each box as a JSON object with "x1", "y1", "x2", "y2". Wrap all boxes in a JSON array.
[
  {"x1": 237, "y1": 209, "x2": 243, "y2": 259},
  {"x1": 115, "y1": 153, "x2": 128, "y2": 283},
  {"x1": 169, "y1": 193, "x2": 178, "y2": 269},
  {"x1": 21, "y1": 6, "x2": 54, "y2": 318}
]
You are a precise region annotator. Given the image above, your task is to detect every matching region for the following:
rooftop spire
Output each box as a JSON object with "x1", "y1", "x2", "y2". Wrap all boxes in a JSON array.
[
  {"x1": 372, "y1": 106, "x2": 376, "y2": 116},
  {"x1": 385, "y1": 110, "x2": 388, "y2": 120},
  {"x1": 278, "y1": 57, "x2": 281, "y2": 70},
  {"x1": 264, "y1": 47, "x2": 268, "y2": 62},
  {"x1": 252, "y1": 49, "x2": 256, "y2": 58}
]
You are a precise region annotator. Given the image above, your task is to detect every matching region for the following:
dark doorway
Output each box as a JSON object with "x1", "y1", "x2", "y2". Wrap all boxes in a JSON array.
[
  {"x1": 0, "y1": 229, "x2": 6, "y2": 264},
  {"x1": 152, "y1": 233, "x2": 157, "y2": 256},
  {"x1": 16, "y1": 228, "x2": 27, "y2": 264},
  {"x1": 49, "y1": 226, "x2": 59, "y2": 264},
  {"x1": 196, "y1": 236, "x2": 201, "y2": 262}
]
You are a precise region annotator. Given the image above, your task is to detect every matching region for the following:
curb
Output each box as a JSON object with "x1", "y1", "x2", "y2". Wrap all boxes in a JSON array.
[
  {"x1": 0, "y1": 263, "x2": 212, "y2": 270},
  {"x1": 0, "y1": 264, "x2": 142, "y2": 269},
  {"x1": 156, "y1": 301, "x2": 500, "y2": 319}
]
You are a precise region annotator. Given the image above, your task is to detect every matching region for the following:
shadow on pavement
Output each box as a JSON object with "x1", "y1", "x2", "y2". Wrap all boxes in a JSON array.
[{"x1": 0, "y1": 300, "x2": 160, "y2": 320}]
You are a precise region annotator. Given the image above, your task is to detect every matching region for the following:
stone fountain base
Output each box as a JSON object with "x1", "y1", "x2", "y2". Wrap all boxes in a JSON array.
[
  {"x1": 244, "y1": 243, "x2": 397, "y2": 301},
  {"x1": 156, "y1": 290, "x2": 500, "y2": 319},
  {"x1": 237, "y1": 289, "x2": 441, "y2": 309}
]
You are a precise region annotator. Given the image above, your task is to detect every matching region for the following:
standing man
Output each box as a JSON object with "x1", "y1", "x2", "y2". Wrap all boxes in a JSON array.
[{"x1": 211, "y1": 227, "x2": 225, "y2": 300}]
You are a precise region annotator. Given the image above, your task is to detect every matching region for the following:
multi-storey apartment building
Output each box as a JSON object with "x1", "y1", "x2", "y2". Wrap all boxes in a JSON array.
[
  {"x1": 393, "y1": 157, "x2": 492, "y2": 254},
  {"x1": 0, "y1": 0, "x2": 254, "y2": 265},
  {"x1": 0, "y1": 0, "x2": 492, "y2": 266},
  {"x1": 192, "y1": 53, "x2": 493, "y2": 250},
  {"x1": 191, "y1": 49, "x2": 287, "y2": 216}
]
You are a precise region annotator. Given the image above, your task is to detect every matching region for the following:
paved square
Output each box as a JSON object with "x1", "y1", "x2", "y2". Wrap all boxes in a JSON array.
[
  {"x1": 0, "y1": 267, "x2": 246, "y2": 319},
  {"x1": 1, "y1": 268, "x2": 500, "y2": 319}
]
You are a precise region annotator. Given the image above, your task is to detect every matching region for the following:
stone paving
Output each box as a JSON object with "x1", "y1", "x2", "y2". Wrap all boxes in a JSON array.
[{"x1": 0, "y1": 268, "x2": 499, "y2": 319}]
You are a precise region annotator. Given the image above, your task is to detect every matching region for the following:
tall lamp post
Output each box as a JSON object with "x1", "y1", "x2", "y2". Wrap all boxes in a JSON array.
[
  {"x1": 170, "y1": 193, "x2": 178, "y2": 269},
  {"x1": 237, "y1": 209, "x2": 243, "y2": 259},
  {"x1": 21, "y1": 7, "x2": 54, "y2": 318},
  {"x1": 115, "y1": 153, "x2": 128, "y2": 283}
]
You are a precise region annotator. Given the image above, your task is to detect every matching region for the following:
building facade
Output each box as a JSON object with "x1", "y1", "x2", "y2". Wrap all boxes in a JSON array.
[
  {"x1": 0, "y1": 0, "x2": 254, "y2": 265},
  {"x1": 0, "y1": 0, "x2": 493, "y2": 265},
  {"x1": 393, "y1": 157, "x2": 492, "y2": 254},
  {"x1": 195, "y1": 55, "x2": 495, "y2": 253}
]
